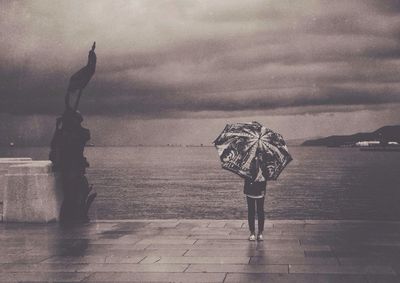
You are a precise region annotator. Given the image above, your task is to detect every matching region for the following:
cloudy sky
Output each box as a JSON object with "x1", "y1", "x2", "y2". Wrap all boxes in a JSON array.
[{"x1": 1, "y1": 0, "x2": 399, "y2": 145}]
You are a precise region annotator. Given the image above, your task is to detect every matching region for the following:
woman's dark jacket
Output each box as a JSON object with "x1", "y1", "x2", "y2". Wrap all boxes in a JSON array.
[{"x1": 243, "y1": 179, "x2": 267, "y2": 197}]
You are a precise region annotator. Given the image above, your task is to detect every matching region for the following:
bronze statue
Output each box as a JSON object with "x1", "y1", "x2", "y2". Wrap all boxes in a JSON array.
[
  {"x1": 65, "y1": 42, "x2": 97, "y2": 110},
  {"x1": 50, "y1": 42, "x2": 97, "y2": 224}
]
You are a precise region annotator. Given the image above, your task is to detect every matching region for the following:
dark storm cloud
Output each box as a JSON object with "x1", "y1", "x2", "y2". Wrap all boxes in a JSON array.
[
  {"x1": 366, "y1": 0, "x2": 400, "y2": 14},
  {"x1": 0, "y1": 0, "x2": 400, "y2": 117}
]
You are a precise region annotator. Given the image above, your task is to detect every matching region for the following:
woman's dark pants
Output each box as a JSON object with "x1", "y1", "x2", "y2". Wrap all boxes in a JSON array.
[{"x1": 246, "y1": 196, "x2": 265, "y2": 234}]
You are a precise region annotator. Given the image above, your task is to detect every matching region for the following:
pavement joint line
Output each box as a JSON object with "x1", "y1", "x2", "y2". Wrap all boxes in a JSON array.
[
  {"x1": 333, "y1": 251, "x2": 343, "y2": 266},
  {"x1": 143, "y1": 244, "x2": 152, "y2": 250},
  {"x1": 222, "y1": 272, "x2": 228, "y2": 283},
  {"x1": 80, "y1": 272, "x2": 94, "y2": 282},
  {"x1": 137, "y1": 256, "x2": 147, "y2": 264},
  {"x1": 35, "y1": 255, "x2": 54, "y2": 264}
]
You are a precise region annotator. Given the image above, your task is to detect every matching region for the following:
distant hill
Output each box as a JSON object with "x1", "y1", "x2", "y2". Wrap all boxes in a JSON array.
[
  {"x1": 302, "y1": 125, "x2": 400, "y2": 147},
  {"x1": 286, "y1": 138, "x2": 310, "y2": 146}
]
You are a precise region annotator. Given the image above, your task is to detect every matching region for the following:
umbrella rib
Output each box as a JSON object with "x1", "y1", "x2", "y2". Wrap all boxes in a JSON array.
[
  {"x1": 241, "y1": 139, "x2": 259, "y2": 169},
  {"x1": 260, "y1": 140, "x2": 286, "y2": 161}
]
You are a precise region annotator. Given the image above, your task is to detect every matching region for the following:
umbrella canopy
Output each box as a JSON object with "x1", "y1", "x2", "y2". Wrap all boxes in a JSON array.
[{"x1": 213, "y1": 121, "x2": 292, "y2": 181}]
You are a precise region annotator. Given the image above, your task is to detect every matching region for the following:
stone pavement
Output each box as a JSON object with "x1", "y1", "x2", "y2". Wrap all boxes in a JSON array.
[{"x1": 0, "y1": 219, "x2": 400, "y2": 282}]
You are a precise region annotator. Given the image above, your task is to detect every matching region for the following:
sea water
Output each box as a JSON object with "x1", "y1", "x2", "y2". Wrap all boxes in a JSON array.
[{"x1": 1, "y1": 146, "x2": 399, "y2": 220}]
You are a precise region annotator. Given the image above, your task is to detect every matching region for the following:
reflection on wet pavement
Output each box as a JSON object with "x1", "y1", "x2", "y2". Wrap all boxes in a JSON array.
[{"x1": 0, "y1": 220, "x2": 399, "y2": 282}]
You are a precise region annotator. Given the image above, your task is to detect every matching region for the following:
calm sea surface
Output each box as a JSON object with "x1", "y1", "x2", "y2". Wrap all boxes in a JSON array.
[{"x1": 1, "y1": 146, "x2": 400, "y2": 220}]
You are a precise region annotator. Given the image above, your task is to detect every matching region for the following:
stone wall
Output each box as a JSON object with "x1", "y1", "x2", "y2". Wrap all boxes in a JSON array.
[
  {"x1": 0, "y1": 158, "x2": 33, "y2": 204},
  {"x1": 0, "y1": 158, "x2": 63, "y2": 223}
]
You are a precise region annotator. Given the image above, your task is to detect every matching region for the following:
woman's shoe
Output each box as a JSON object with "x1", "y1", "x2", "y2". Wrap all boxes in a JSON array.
[
  {"x1": 257, "y1": 234, "x2": 263, "y2": 241},
  {"x1": 248, "y1": 234, "x2": 256, "y2": 241}
]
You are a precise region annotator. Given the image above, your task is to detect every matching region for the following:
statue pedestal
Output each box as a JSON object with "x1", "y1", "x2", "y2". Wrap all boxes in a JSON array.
[
  {"x1": 3, "y1": 161, "x2": 63, "y2": 223},
  {"x1": 0, "y1": 158, "x2": 33, "y2": 204}
]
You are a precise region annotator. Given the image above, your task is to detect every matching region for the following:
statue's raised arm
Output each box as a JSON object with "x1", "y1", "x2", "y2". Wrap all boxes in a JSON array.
[{"x1": 65, "y1": 42, "x2": 97, "y2": 111}]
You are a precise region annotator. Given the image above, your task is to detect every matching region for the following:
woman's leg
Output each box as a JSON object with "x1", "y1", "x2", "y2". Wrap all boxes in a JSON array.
[
  {"x1": 246, "y1": 196, "x2": 256, "y2": 234},
  {"x1": 256, "y1": 197, "x2": 265, "y2": 233}
]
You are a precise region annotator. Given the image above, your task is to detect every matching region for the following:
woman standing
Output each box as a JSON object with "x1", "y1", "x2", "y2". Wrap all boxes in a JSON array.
[
  {"x1": 213, "y1": 121, "x2": 292, "y2": 241},
  {"x1": 244, "y1": 153, "x2": 267, "y2": 241}
]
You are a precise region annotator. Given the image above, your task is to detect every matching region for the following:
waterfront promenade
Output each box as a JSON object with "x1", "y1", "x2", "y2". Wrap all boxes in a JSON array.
[{"x1": 0, "y1": 219, "x2": 399, "y2": 282}]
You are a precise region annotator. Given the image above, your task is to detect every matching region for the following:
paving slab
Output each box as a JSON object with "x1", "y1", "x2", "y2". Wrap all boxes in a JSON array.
[
  {"x1": 84, "y1": 272, "x2": 226, "y2": 282},
  {"x1": 184, "y1": 249, "x2": 304, "y2": 257},
  {"x1": 225, "y1": 221, "x2": 245, "y2": 229},
  {"x1": 250, "y1": 255, "x2": 339, "y2": 265},
  {"x1": 305, "y1": 250, "x2": 336, "y2": 258},
  {"x1": 366, "y1": 275, "x2": 400, "y2": 283},
  {"x1": 337, "y1": 257, "x2": 394, "y2": 265},
  {"x1": 224, "y1": 273, "x2": 367, "y2": 283},
  {"x1": 186, "y1": 263, "x2": 288, "y2": 273},
  {"x1": 79, "y1": 248, "x2": 189, "y2": 257},
  {"x1": 139, "y1": 256, "x2": 161, "y2": 264},
  {"x1": 78, "y1": 263, "x2": 189, "y2": 273},
  {"x1": 147, "y1": 221, "x2": 179, "y2": 228},
  {"x1": 189, "y1": 234, "x2": 296, "y2": 240},
  {"x1": 207, "y1": 221, "x2": 227, "y2": 228},
  {"x1": 0, "y1": 263, "x2": 84, "y2": 273},
  {"x1": 195, "y1": 239, "x2": 300, "y2": 245},
  {"x1": 289, "y1": 264, "x2": 395, "y2": 275},
  {"x1": 157, "y1": 256, "x2": 249, "y2": 264},
  {"x1": 43, "y1": 255, "x2": 107, "y2": 264},
  {"x1": 135, "y1": 238, "x2": 196, "y2": 245},
  {"x1": 0, "y1": 272, "x2": 91, "y2": 282}
]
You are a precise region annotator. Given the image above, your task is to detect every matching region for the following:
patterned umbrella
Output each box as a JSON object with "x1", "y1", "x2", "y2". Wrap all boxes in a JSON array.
[{"x1": 213, "y1": 121, "x2": 292, "y2": 181}]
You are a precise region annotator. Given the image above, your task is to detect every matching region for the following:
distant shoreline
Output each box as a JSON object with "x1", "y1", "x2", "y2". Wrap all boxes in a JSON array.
[{"x1": 302, "y1": 125, "x2": 400, "y2": 147}]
